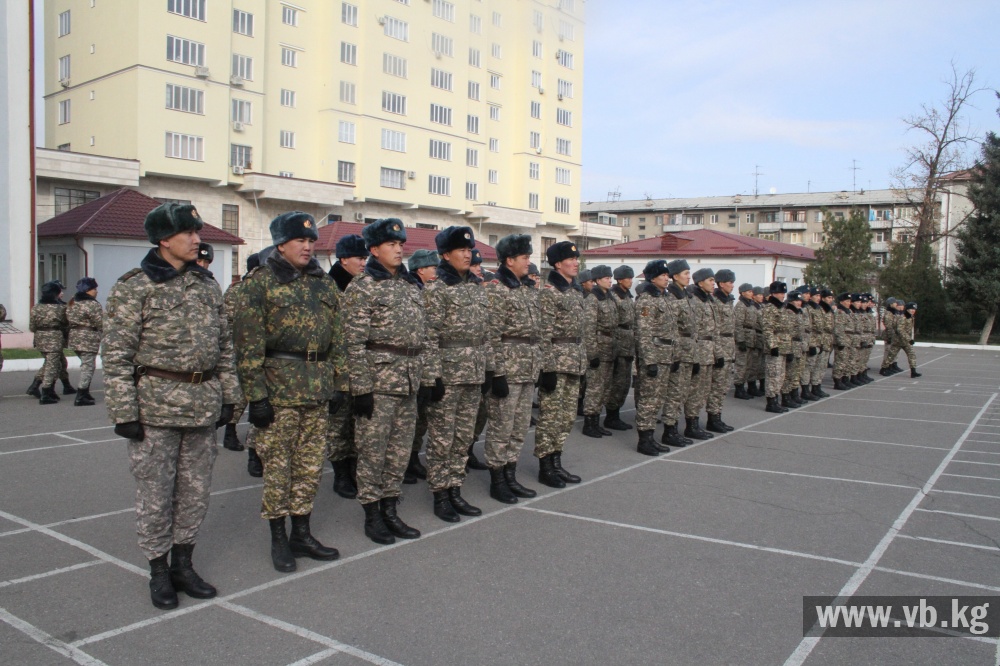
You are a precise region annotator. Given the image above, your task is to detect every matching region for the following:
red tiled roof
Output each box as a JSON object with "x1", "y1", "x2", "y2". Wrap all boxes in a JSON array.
[
  {"x1": 584, "y1": 228, "x2": 815, "y2": 261},
  {"x1": 316, "y1": 220, "x2": 497, "y2": 261},
  {"x1": 37, "y1": 188, "x2": 244, "y2": 245}
]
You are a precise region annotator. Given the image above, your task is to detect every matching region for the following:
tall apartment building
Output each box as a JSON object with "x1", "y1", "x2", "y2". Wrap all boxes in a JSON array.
[{"x1": 44, "y1": 0, "x2": 585, "y2": 267}]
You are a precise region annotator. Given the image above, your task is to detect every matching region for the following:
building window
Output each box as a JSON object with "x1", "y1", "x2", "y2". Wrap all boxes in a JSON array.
[
  {"x1": 529, "y1": 131, "x2": 541, "y2": 149},
  {"x1": 873, "y1": 230, "x2": 889, "y2": 243},
  {"x1": 559, "y1": 0, "x2": 576, "y2": 12},
  {"x1": 58, "y1": 99, "x2": 71, "y2": 124},
  {"x1": 232, "y1": 9, "x2": 254, "y2": 36},
  {"x1": 812, "y1": 232, "x2": 824, "y2": 244},
  {"x1": 166, "y1": 35, "x2": 205, "y2": 66},
  {"x1": 764, "y1": 212, "x2": 779, "y2": 223},
  {"x1": 532, "y1": 10, "x2": 544, "y2": 31},
  {"x1": 433, "y1": 0, "x2": 455, "y2": 22},
  {"x1": 467, "y1": 114, "x2": 479, "y2": 134},
  {"x1": 280, "y1": 130, "x2": 295, "y2": 148},
  {"x1": 222, "y1": 204, "x2": 239, "y2": 275},
  {"x1": 487, "y1": 169, "x2": 498, "y2": 184},
  {"x1": 430, "y1": 103, "x2": 452, "y2": 126},
  {"x1": 341, "y1": 42, "x2": 357, "y2": 65},
  {"x1": 528, "y1": 193, "x2": 539, "y2": 210},
  {"x1": 556, "y1": 108, "x2": 572, "y2": 127},
  {"x1": 530, "y1": 100, "x2": 541, "y2": 119},
  {"x1": 492, "y1": 11, "x2": 502, "y2": 27},
  {"x1": 231, "y1": 99, "x2": 252, "y2": 124},
  {"x1": 531, "y1": 71, "x2": 542, "y2": 88},
  {"x1": 490, "y1": 73, "x2": 501, "y2": 90},
  {"x1": 58, "y1": 10, "x2": 71, "y2": 37},
  {"x1": 280, "y1": 88, "x2": 296, "y2": 107},
  {"x1": 430, "y1": 68, "x2": 453, "y2": 91},
  {"x1": 429, "y1": 139, "x2": 451, "y2": 161},
  {"x1": 491, "y1": 43, "x2": 502, "y2": 59},
  {"x1": 380, "y1": 167, "x2": 405, "y2": 189},
  {"x1": 469, "y1": 14, "x2": 481, "y2": 33},
  {"x1": 165, "y1": 131, "x2": 204, "y2": 161},
  {"x1": 874, "y1": 254, "x2": 886, "y2": 267},
  {"x1": 54, "y1": 188, "x2": 99, "y2": 215},
  {"x1": 230, "y1": 143, "x2": 252, "y2": 168},
  {"x1": 875, "y1": 208, "x2": 893, "y2": 220},
  {"x1": 466, "y1": 148, "x2": 478, "y2": 167},
  {"x1": 58, "y1": 55, "x2": 71, "y2": 81},
  {"x1": 338, "y1": 161, "x2": 356, "y2": 183},
  {"x1": 556, "y1": 138, "x2": 571, "y2": 156},
  {"x1": 558, "y1": 20, "x2": 575, "y2": 41},
  {"x1": 432, "y1": 33, "x2": 453, "y2": 57},
  {"x1": 554, "y1": 197, "x2": 570, "y2": 214},
  {"x1": 384, "y1": 16, "x2": 408, "y2": 41},
  {"x1": 429, "y1": 175, "x2": 451, "y2": 196},
  {"x1": 468, "y1": 48, "x2": 481, "y2": 68},
  {"x1": 282, "y1": 6, "x2": 298, "y2": 25},
  {"x1": 338, "y1": 120, "x2": 356, "y2": 143},
  {"x1": 168, "y1": 0, "x2": 206, "y2": 21},
  {"x1": 555, "y1": 167, "x2": 571, "y2": 185},
  {"x1": 281, "y1": 48, "x2": 297, "y2": 67},
  {"x1": 489, "y1": 234, "x2": 498, "y2": 246},
  {"x1": 465, "y1": 182, "x2": 478, "y2": 201},
  {"x1": 166, "y1": 84, "x2": 204, "y2": 114},
  {"x1": 684, "y1": 214, "x2": 703, "y2": 225},
  {"x1": 529, "y1": 162, "x2": 539, "y2": 179},
  {"x1": 468, "y1": 81, "x2": 480, "y2": 100},
  {"x1": 382, "y1": 91, "x2": 407, "y2": 115},
  {"x1": 381, "y1": 128, "x2": 406, "y2": 152},
  {"x1": 787, "y1": 232, "x2": 803, "y2": 244},
  {"x1": 489, "y1": 138, "x2": 499, "y2": 152},
  {"x1": 383, "y1": 53, "x2": 407, "y2": 78},
  {"x1": 621, "y1": 216, "x2": 630, "y2": 227},
  {"x1": 532, "y1": 41, "x2": 542, "y2": 58},
  {"x1": 342, "y1": 2, "x2": 358, "y2": 26},
  {"x1": 231, "y1": 54, "x2": 253, "y2": 80},
  {"x1": 489, "y1": 104, "x2": 500, "y2": 121},
  {"x1": 339, "y1": 81, "x2": 356, "y2": 104},
  {"x1": 746, "y1": 212, "x2": 756, "y2": 224},
  {"x1": 814, "y1": 211, "x2": 823, "y2": 223},
  {"x1": 557, "y1": 79, "x2": 573, "y2": 98},
  {"x1": 556, "y1": 50, "x2": 574, "y2": 69}
]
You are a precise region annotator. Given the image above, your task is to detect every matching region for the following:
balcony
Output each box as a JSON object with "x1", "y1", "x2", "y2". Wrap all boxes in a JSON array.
[
  {"x1": 781, "y1": 221, "x2": 808, "y2": 231},
  {"x1": 869, "y1": 218, "x2": 892, "y2": 230},
  {"x1": 871, "y1": 241, "x2": 889, "y2": 252},
  {"x1": 758, "y1": 222, "x2": 781, "y2": 232}
]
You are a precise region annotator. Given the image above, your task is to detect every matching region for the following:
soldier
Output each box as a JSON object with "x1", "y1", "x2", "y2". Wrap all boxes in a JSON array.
[
  {"x1": 832, "y1": 292, "x2": 857, "y2": 390},
  {"x1": 762, "y1": 281, "x2": 791, "y2": 413},
  {"x1": 26, "y1": 280, "x2": 76, "y2": 400},
  {"x1": 684, "y1": 268, "x2": 718, "y2": 439},
  {"x1": 103, "y1": 202, "x2": 239, "y2": 609},
  {"x1": 849, "y1": 294, "x2": 868, "y2": 385},
  {"x1": 634, "y1": 259, "x2": 675, "y2": 456},
  {"x1": 706, "y1": 269, "x2": 737, "y2": 432},
  {"x1": 527, "y1": 263, "x2": 541, "y2": 288},
  {"x1": 195, "y1": 242, "x2": 213, "y2": 270},
  {"x1": 806, "y1": 288, "x2": 833, "y2": 398},
  {"x1": 422, "y1": 226, "x2": 491, "y2": 522},
  {"x1": 66, "y1": 277, "x2": 103, "y2": 406},
  {"x1": 661, "y1": 260, "x2": 701, "y2": 445},
  {"x1": 732, "y1": 283, "x2": 756, "y2": 400},
  {"x1": 578, "y1": 269, "x2": 594, "y2": 296},
  {"x1": 882, "y1": 299, "x2": 908, "y2": 375},
  {"x1": 30, "y1": 281, "x2": 70, "y2": 405},
  {"x1": 469, "y1": 247, "x2": 491, "y2": 281},
  {"x1": 748, "y1": 286, "x2": 768, "y2": 396},
  {"x1": 879, "y1": 297, "x2": 900, "y2": 376},
  {"x1": 897, "y1": 302, "x2": 922, "y2": 377},
  {"x1": 581, "y1": 265, "x2": 618, "y2": 438},
  {"x1": 403, "y1": 248, "x2": 439, "y2": 486},
  {"x1": 234, "y1": 212, "x2": 345, "y2": 572},
  {"x1": 780, "y1": 290, "x2": 808, "y2": 408},
  {"x1": 536, "y1": 241, "x2": 587, "y2": 488},
  {"x1": 483, "y1": 234, "x2": 541, "y2": 502},
  {"x1": 605, "y1": 266, "x2": 636, "y2": 431},
  {"x1": 344, "y1": 218, "x2": 438, "y2": 545},
  {"x1": 860, "y1": 294, "x2": 877, "y2": 383}
]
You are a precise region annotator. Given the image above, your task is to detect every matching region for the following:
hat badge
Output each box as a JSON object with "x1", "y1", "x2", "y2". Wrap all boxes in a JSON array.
[
  {"x1": 570, "y1": 245, "x2": 577, "y2": 252},
  {"x1": 191, "y1": 209, "x2": 200, "y2": 219},
  {"x1": 392, "y1": 224, "x2": 401, "y2": 231},
  {"x1": 464, "y1": 232, "x2": 471, "y2": 239},
  {"x1": 303, "y1": 220, "x2": 312, "y2": 228}
]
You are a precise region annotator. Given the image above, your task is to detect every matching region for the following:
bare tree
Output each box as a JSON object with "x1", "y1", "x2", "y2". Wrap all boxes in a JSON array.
[{"x1": 891, "y1": 64, "x2": 988, "y2": 263}]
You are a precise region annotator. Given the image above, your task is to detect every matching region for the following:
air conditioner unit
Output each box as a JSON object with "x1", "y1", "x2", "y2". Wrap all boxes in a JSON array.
[
  {"x1": 377, "y1": 16, "x2": 386, "y2": 25},
  {"x1": 487, "y1": 201, "x2": 497, "y2": 206},
  {"x1": 558, "y1": 34, "x2": 564, "y2": 42},
  {"x1": 537, "y1": 87, "x2": 544, "y2": 95},
  {"x1": 232, "y1": 165, "x2": 245, "y2": 175},
  {"x1": 232, "y1": 121, "x2": 245, "y2": 132},
  {"x1": 407, "y1": 171, "x2": 416, "y2": 179},
  {"x1": 59, "y1": 77, "x2": 71, "y2": 88},
  {"x1": 230, "y1": 75, "x2": 245, "y2": 86},
  {"x1": 435, "y1": 51, "x2": 442, "y2": 59},
  {"x1": 557, "y1": 93, "x2": 564, "y2": 101},
  {"x1": 354, "y1": 212, "x2": 365, "y2": 221},
  {"x1": 194, "y1": 66, "x2": 210, "y2": 78}
]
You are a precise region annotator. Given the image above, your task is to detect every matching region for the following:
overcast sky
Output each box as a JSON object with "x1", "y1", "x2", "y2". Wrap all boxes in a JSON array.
[{"x1": 581, "y1": 0, "x2": 1000, "y2": 202}]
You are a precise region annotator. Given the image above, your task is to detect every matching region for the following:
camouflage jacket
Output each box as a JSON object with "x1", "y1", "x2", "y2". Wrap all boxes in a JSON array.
[
  {"x1": 712, "y1": 288, "x2": 737, "y2": 361},
  {"x1": 762, "y1": 296, "x2": 792, "y2": 353},
  {"x1": 485, "y1": 267, "x2": 542, "y2": 384},
  {"x1": 881, "y1": 310, "x2": 897, "y2": 343},
  {"x1": 610, "y1": 284, "x2": 636, "y2": 360},
  {"x1": 749, "y1": 302, "x2": 765, "y2": 349},
  {"x1": 67, "y1": 295, "x2": 104, "y2": 352},
  {"x1": 783, "y1": 303, "x2": 808, "y2": 356},
  {"x1": 666, "y1": 281, "x2": 699, "y2": 363},
  {"x1": 103, "y1": 249, "x2": 240, "y2": 427},
  {"x1": 423, "y1": 263, "x2": 492, "y2": 386},
  {"x1": 634, "y1": 283, "x2": 677, "y2": 366},
  {"x1": 734, "y1": 296, "x2": 755, "y2": 348},
  {"x1": 833, "y1": 305, "x2": 856, "y2": 349},
  {"x1": 30, "y1": 301, "x2": 68, "y2": 352},
  {"x1": 689, "y1": 286, "x2": 717, "y2": 364},
  {"x1": 539, "y1": 271, "x2": 587, "y2": 376},
  {"x1": 850, "y1": 309, "x2": 865, "y2": 348},
  {"x1": 344, "y1": 258, "x2": 432, "y2": 396},
  {"x1": 234, "y1": 254, "x2": 346, "y2": 407},
  {"x1": 859, "y1": 310, "x2": 877, "y2": 345},
  {"x1": 584, "y1": 285, "x2": 618, "y2": 362},
  {"x1": 897, "y1": 312, "x2": 915, "y2": 343},
  {"x1": 815, "y1": 302, "x2": 835, "y2": 350},
  {"x1": 223, "y1": 280, "x2": 246, "y2": 330}
]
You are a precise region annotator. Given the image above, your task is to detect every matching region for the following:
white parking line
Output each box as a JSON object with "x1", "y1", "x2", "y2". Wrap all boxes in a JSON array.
[
  {"x1": 0, "y1": 425, "x2": 115, "y2": 442},
  {"x1": 742, "y1": 430, "x2": 949, "y2": 452},
  {"x1": 896, "y1": 534, "x2": 1000, "y2": 553},
  {"x1": 285, "y1": 648, "x2": 342, "y2": 666},
  {"x1": 0, "y1": 437, "x2": 122, "y2": 456},
  {"x1": 661, "y1": 460, "x2": 919, "y2": 490},
  {"x1": 781, "y1": 411, "x2": 970, "y2": 425},
  {"x1": 950, "y1": 459, "x2": 1000, "y2": 467},
  {"x1": 930, "y1": 489, "x2": 1000, "y2": 500},
  {"x1": 0, "y1": 560, "x2": 104, "y2": 589},
  {"x1": 941, "y1": 473, "x2": 1000, "y2": 482},
  {"x1": 0, "y1": 607, "x2": 108, "y2": 666},
  {"x1": 915, "y1": 508, "x2": 1000, "y2": 523},
  {"x1": 832, "y1": 397, "x2": 984, "y2": 408}
]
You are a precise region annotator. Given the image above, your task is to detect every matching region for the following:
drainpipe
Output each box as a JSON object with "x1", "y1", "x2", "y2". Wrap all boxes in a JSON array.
[
  {"x1": 29, "y1": 0, "x2": 37, "y2": 304},
  {"x1": 76, "y1": 236, "x2": 89, "y2": 276}
]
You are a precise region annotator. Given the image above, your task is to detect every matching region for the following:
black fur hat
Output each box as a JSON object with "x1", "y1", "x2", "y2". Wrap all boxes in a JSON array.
[
  {"x1": 144, "y1": 202, "x2": 203, "y2": 244},
  {"x1": 496, "y1": 234, "x2": 533, "y2": 263},
  {"x1": 436, "y1": 226, "x2": 476, "y2": 254},
  {"x1": 545, "y1": 241, "x2": 579, "y2": 266},
  {"x1": 643, "y1": 259, "x2": 670, "y2": 280},
  {"x1": 41, "y1": 280, "x2": 64, "y2": 301},
  {"x1": 197, "y1": 243, "x2": 214, "y2": 264},
  {"x1": 471, "y1": 248, "x2": 483, "y2": 265},
  {"x1": 270, "y1": 211, "x2": 318, "y2": 245},
  {"x1": 335, "y1": 234, "x2": 368, "y2": 259},
  {"x1": 363, "y1": 218, "x2": 407, "y2": 249},
  {"x1": 528, "y1": 263, "x2": 539, "y2": 275},
  {"x1": 75, "y1": 277, "x2": 98, "y2": 293},
  {"x1": 770, "y1": 281, "x2": 788, "y2": 294},
  {"x1": 715, "y1": 269, "x2": 736, "y2": 284},
  {"x1": 613, "y1": 265, "x2": 634, "y2": 280}
]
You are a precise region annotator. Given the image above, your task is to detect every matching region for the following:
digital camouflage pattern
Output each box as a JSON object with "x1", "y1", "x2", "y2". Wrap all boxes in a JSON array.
[
  {"x1": 733, "y1": 295, "x2": 755, "y2": 384},
  {"x1": 223, "y1": 280, "x2": 249, "y2": 423},
  {"x1": 781, "y1": 304, "x2": 806, "y2": 393},
  {"x1": 634, "y1": 284, "x2": 675, "y2": 431},
  {"x1": 859, "y1": 308, "x2": 877, "y2": 371},
  {"x1": 354, "y1": 394, "x2": 417, "y2": 504},
  {"x1": 605, "y1": 285, "x2": 636, "y2": 412},
  {"x1": 103, "y1": 250, "x2": 240, "y2": 427},
  {"x1": 582, "y1": 284, "x2": 618, "y2": 415},
  {"x1": 685, "y1": 286, "x2": 717, "y2": 414},
  {"x1": 748, "y1": 301, "x2": 766, "y2": 382},
  {"x1": 535, "y1": 373, "x2": 581, "y2": 458},
  {"x1": 707, "y1": 289, "x2": 736, "y2": 415},
  {"x1": 67, "y1": 296, "x2": 103, "y2": 352},
  {"x1": 762, "y1": 296, "x2": 792, "y2": 398},
  {"x1": 662, "y1": 281, "x2": 698, "y2": 425},
  {"x1": 256, "y1": 406, "x2": 328, "y2": 519},
  {"x1": 895, "y1": 312, "x2": 918, "y2": 368},
  {"x1": 426, "y1": 383, "x2": 480, "y2": 491},
  {"x1": 880, "y1": 309, "x2": 899, "y2": 370},
  {"x1": 485, "y1": 382, "x2": 534, "y2": 467},
  {"x1": 832, "y1": 304, "x2": 857, "y2": 380}
]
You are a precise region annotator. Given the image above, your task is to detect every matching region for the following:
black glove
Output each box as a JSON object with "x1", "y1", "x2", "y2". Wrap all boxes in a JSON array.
[
  {"x1": 622, "y1": 356, "x2": 634, "y2": 366},
  {"x1": 430, "y1": 377, "x2": 446, "y2": 402},
  {"x1": 770, "y1": 347, "x2": 780, "y2": 357},
  {"x1": 114, "y1": 421, "x2": 145, "y2": 441},
  {"x1": 738, "y1": 342, "x2": 748, "y2": 352},
  {"x1": 837, "y1": 345, "x2": 845, "y2": 351},
  {"x1": 215, "y1": 404, "x2": 235, "y2": 428},
  {"x1": 481, "y1": 371, "x2": 495, "y2": 396},
  {"x1": 539, "y1": 371, "x2": 558, "y2": 393},
  {"x1": 353, "y1": 392, "x2": 375, "y2": 419},
  {"x1": 785, "y1": 353, "x2": 794, "y2": 362},
  {"x1": 417, "y1": 384, "x2": 433, "y2": 407},
  {"x1": 670, "y1": 361, "x2": 681, "y2": 373},
  {"x1": 714, "y1": 357, "x2": 725, "y2": 369},
  {"x1": 646, "y1": 364, "x2": 658, "y2": 378},
  {"x1": 692, "y1": 363, "x2": 700, "y2": 376},
  {"x1": 249, "y1": 398, "x2": 276, "y2": 429},
  {"x1": 910, "y1": 339, "x2": 915, "y2": 345},
  {"x1": 328, "y1": 391, "x2": 347, "y2": 415},
  {"x1": 491, "y1": 374, "x2": 509, "y2": 398},
  {"x1": 808, "y1": 347, "x2": 818, "y2": 357},
  {"x1": 589, "y1": 357, "x2": 601, "y2": 369}
]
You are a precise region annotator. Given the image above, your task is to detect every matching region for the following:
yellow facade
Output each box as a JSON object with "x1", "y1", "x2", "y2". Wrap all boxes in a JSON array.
[{"x1": 45, "y1": 0, "x2": 585, "y2": 235}]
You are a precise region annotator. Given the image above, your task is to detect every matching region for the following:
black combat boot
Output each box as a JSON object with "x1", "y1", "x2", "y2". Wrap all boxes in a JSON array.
[
  {"x1": 750, "y1": 380, "x2": 766, "y2": 397},
  {"x1": 765, "y1": 396, "x2": 785, "y2": 414},
  {"x1": 148, "y1": 553, "x2": 179, "y2": 610},
  {"x1": 39, "y1": 385, "x2": 60, "y2": 405},
  {"x1": 798, "y1": 385, "x2": 818, "y2": 402},
  {"x1": 405, "y1": 451, "x2": 427, "y2": 481},
  {"x1": 891, "y1": 362, "x2": 903, "y2": 374},
  {"x1": 363, "y1": 501, "x2": 395, "y2": 544},
  {"x1": 911, "y1": 367, "x2": 922, "y2": 378},
  {"x1": 879, "y1": 366, "x2": 891, "y2": 376},
  {"x1": 247, "y1": 448, "x2": 263, "y2": 477},
  {"x1": 581, "y1": 414, "x2": 604, "y2": 438},
  {"x1": 25, "y1": 378, "x2": 42, "y2": 398},
  {"x1": 289, "y1": 513, "x2": 339, "y2": 561},
  {"x1": 169, "y1": 543, "x2": 217, "y2": 599},
  {"x1": 832, "y1": 377, "x2": 847, "y2": 390},
  {"x1": 74, "y1": 388, "x2": 96, "y2": 406},
  {"x1": 604, "y1": 408, "x2": 633, "y2": 431},
  {"x1": 858, "y1": 371, "x2": 871, "y2": 384},
  {"x1": 61, "y1": 378, "x2": 77, "y2": 395},
  {"x1": 812, "y1": 384, "x2": 829, "y2": 399},
  {"x1": 504, "y1": 462, "x2": 537, "y2": 498},
  {"x1": 268, "y1": 518, "x2": 296, "y2": 572},
  {"x1": 466, "y1": 444, "x2": 488, "y2": 471},
  {"x1": 552, "y1": 452, "x2": 582, "y2": 483},
  {"x1": 222, "y1": 424, "x2": 243, "y2": 451},
  {"x1": 789, "y1": 388, "x2": 805, "y2": 406},
  {"x1": 781, "y1": 393, "x2": 796, "y2": 409},
  {"x1": 489, "y1": 467, "x2": 518, "y2": 504},
  {"x1": 448, "y1": 486, "x2": 482, "y2": 516},
  {"x1": 733, "y1": 383, "x2": 751, "y2": 400},
  {"x1": 662, "y1": 423, "x2": 691, "y2": 447},
  {"x1": 432, "y1": 490, "x2": 460, "y2": 522},
  {"x1": 684, "y1": 416, "x2": 714, "y2": 440},
  {"x1": 331, "y1": 459, "x2": 358, "y2": 498},
  {"x1": 537, "y1": 454, "x2": 566, "y2": 488},
  {"x1": 379, "y1": 497, "x2": 420, "y2": 539},
  {"x1": 636, "y1": 430, "x2": 662, "y2": 456},
  {"x1": 596, "y1": 416, "x2": 613, "y2": 436}
]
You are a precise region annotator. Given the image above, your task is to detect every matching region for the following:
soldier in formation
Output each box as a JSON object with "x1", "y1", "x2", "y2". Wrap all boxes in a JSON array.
[
  {"x1": 581, "y1": 265, "x2": 618, "y2": 438},
  {"x1": 403, "y1": 248, "x2": 438, "y2": 485},
  {"x1": 706, "y1": 269, "x2": 736, "y2": 432},
  {"x1": 27, "y1": 281, "x2": 77, "y2": 401},
  {"x1": 633, "y1": 259, "x2": 676, "y2": 456},
  {"x1": 683, "y1": 268, "x2": 718, "y2": 439},
  {"x1": 761, "y1": 281, "x2": 791, "y2": 413},
  {"x1": 780, "y1": 290, "x2": 809, "y2": 408},
  {"x1": 604, "y1": 266, "x2": 636, "y2": 432},
  {"x1": 804, "y1": 287, "x2": 832, "y2": 399},
  {"x1": 732, "y1": 283, "x2": 757, "y2": 401},
  {"x1": 661, "y1": 260, "x2": 700, "y2": 445},
  {"x1": 66, "y1": 277, "x2": 103, "y2": 406},
  {"x1": 882, "y1": 300, "x2": 921, "y2": 377}
]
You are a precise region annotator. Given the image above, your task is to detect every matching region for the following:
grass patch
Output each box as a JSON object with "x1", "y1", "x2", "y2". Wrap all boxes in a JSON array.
[{"x1": 2, "y1": 349, "x2": 78, "y2": 360}]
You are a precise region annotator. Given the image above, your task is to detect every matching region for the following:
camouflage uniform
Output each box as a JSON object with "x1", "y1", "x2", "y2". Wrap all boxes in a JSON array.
[
  {"x1": 733, "y1": 295, "x2": 755, "y2": 384},
  {"x1": 535, "y1": 271, "x2": 587, "y2": 458},
  {"x1": 30, "y1": 301, "x2": 68, "y2": 388},
  {"x1": 484, "y1": 268, "x2": 542, "y2": 467},
  {"x1": 423, "y1": 263, "x2": 492, "y2": 493},
  {"x1": 851, "y1": 308, "x2": 865, "y2": 375},
  {"x1": 686, "y1": 286, "x2": 717, "y2": 417},
  {"x1": 832, "y1": 304, "x2": 856, "y2": 381},
  {"x1": 707, "y1": 288, "x2": 736, "y2": 415},
  {"x1": 344, "y1": 259, "x2": 433, "y2": 505},
  {"x1": 606, "y1": 284, "x2": 636, "y2": 412},
  {"x1": 234, "y1": 254, "x2": 346, "y2": 520},
  {"x1": 103, "y1": 249, "x2": 240, "y2": 560},
  {"x1": 634, "y1": 283, "x2": 676, "y2": 430},
  {"x1": 67, "y1": 295, "x2": 103, "y2": 390},
  {"x1": 896, "y1": 311, "x2": 918, "y2": 368},
  {"x1": 781, "y1": 303, "x2": 808, "y2": 393},
  {"x1": 327, "y1": 262, "x2": 358, "y2": 465},
  {"x1": 880, "y1": 309, "x2": 899, "y2": 370},
  {"x1": 662, "y1": 282, "x2": 699, "y2": 425},
  {"x1": 761, "y1": 296, "x2": 791, "y2": 398},
  {"x1": 582, "y1": 284, "x2": 618, "y2": 416},
  {"x1": 223, "y1": 282, "x2": 249, "y2": 426},
  {"x1": 860, "y1": 308, "x2": 876, "y2": 371},
  {"x1": 812, "y1": 302, "x2": 835, "y2": 384},
  {"x1": 749, "y1": 301, "x2": 766, "y2": 383}
]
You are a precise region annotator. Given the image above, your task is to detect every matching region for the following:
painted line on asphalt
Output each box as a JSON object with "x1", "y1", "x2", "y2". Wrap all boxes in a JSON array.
[
  {"x1": 0, "y1": 560, "x2": 104, "y2": 589},
  {"x1": 782, "y1": 411, "x2": 969, "y2": 425},
  {"x1": 741, "y1": 430, "x2": 950, "y2": 452},
  {"x1": 941, "y1": 473, "x2": 1000, "y2": 482},
  {"x1": 873, "y1": 387, "x2": 993, "y2": 396},
  {"x1": 0, "y1": 607, "x2": 109, "y2": 666},
  {"x1": 782, "y1": 391, "x2": 997, "y2": 666},
  {"x1": 0, "y1": 527, "x2": 32, "y2": 538},
  {"x1": 285, "y1": 648, "x2": 342, "y2": 666},
  {"x1": 0, "y1": 425, "x2": 115, "y2": 442},
  {"x1": 872, "y1": 566, "x2": 1000, "y2": 595},
  {"x1": 915, "y1": 508, "x2": 1000, "y2": 523},
  {"x1": 830, "y1": 396, "x2": 985, "y2": 408},
  {"x1": 53, "y1": 432, "x2": 90, "y2": 443},
  {"x1": 0, "y1": 437, "x2": 122, "y2": 456},
  {"x1": 950, "y1": 459, "x2": 1000, "y2": 467},
  {"x1": 896, "y1": 534, "x2": 1000, "y2": 553},
  {"x1": 661, "y1": 460, "x2": 919, "y2": 490},
  {"x1": 930, "y1": 489, "x2": 1000, "y2": 500}
]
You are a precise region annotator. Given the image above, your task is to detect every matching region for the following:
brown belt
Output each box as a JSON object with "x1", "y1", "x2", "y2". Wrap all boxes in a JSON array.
[
  {"x1": 71, "y1": 326, "x2": 100, "y2": 332},
  {"x1": 700, "y1": 336, "x2": 714, "y2": 341},
  {"x1": 599, "y1": 331, "x2": 613, "y2": 338},
  {"x1": 135, "y1": 365, "x2": 215, "y2": 384},
  {"x1": 265, "y1": 349, "x2": 329, "y2": 362},
  {"x1": 551, "y1": 337, "x2": 582, "y2": 344},
  {"x1": 618, "y1": 324, "x2": 632, "y2": 330},
  {"x1": 654, "y1": 337, "x2": 674, "y2": 345},
  {"x1": 720, "y1": 333, "x2": 733, "y2": 337},
  {"x1": 501, "y1": 335, "x2": 539, "y2": 344},
  {"x1": 366, "y1": 342, "x2": 423, "y2": 357},
  {"x1": 439, "y1": 338, "x2": 486, "y2": 349}
]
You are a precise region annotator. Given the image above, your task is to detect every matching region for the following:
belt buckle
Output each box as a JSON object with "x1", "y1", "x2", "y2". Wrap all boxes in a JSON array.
[
  {"x1": 135, "y1": 365, "x2": 148, "y2": 377},
  {"x1": 191, "y1": 371, "x2": 203, "y2": 384},
  {"x1": 307, "y1": 350, "x2": 318, "y2": 362}
]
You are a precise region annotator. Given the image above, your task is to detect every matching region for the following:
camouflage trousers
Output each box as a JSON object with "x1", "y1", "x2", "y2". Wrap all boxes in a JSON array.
[
  {"x1": 230, "y1": 395, "x2": 248, "y2": 425},
  {"x1": 36, "y1": 351, "x2": 69, "y2": 386},
  {"x1": 685, "y1": 363, "x2": 711, "y2": 418},
  {"x1": 535, "y1": 373, "x2": 581, "y2": 458},
  {"x1": 635, "y1": 364, "x2": 670, "y2": 431},
  {"x1": 833, "y1": 346, "x2": 854, "y2": 380},
  {"x1": 764, "y1": 354, "x2": 786, "y2": 398},
  {"x1": 354, "y1": 392, "x2": 417, "y2": 505},
  {"x1": 76, "y1": 351, "x2": 98, "y2": 390},
  {"x1": 327, "y1": 396, "x2": 357, "y2": 462},
  {"x1": 860, "y1": 344, "x2": 874, "y2": 372},
  {"x1": 485, "y1": 381, "x2": 533, "y2": 468},
  {"x1": 662, "y1": 362, "x2": 694, "y2": 426},
  {"x1": 802, "y1": 349, "x2": 826, "y2": 386},
  {"x1": 256, "y1": 405, "x2": 328, "y2": 520},
  {"x1": 749, "y1": 349, "x2": 766, "y2": 381},
  {"x1": 583, "y1": 359, "x2": 614, "y2": 416},
  {"x1": 896, "y1": 342, "x2": 917, "y2": 369},
  {"x1": 126, "y1": 424, "x2": 217, "y2": 560},
  {"x1": 426, "y1": 383, "x2": 480, "y2": 492},
  {"x1": 473, "y1": 392, "x2": 488, "y2": 443},
  {"x1": 412, "y1": 399, "x2": 429, "y2": 453},
  {"x1": 605, "y1": 356, "x2": 634, "y2": 412},
  {"x1": 782, "y1": 355, "x2": 804, "y2": 393},
  {"x1": 734, "y1": 348, "x2": 752, "y2": 384},
  {"x1": 880, "y1": 342, "x2": 899, "y2": 369},
  {"x1": 707, "y1": 359, "x2": 734, "y2": 415}
]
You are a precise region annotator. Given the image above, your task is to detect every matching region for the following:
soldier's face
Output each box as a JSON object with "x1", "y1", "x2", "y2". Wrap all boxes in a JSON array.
[
  {"x1": 555, "y1": 257, "x2": 580, "y2": 279},
  {"x1": 470, "y1": 264, "x2": 483, "y2": 277},
  {"x1": 340, "y1": 255, "x2": 366, "y2": 276},
  {"x1": 718, "y1": 281, "x2": 734, "y2": 295},
  {"x1": 277, "y1": 237, "x2": 316, "y2": 270},
  {"x1": 86, "y1": 288, "x2": 98, "y2": 297},
  {"x1": 196, "y1": 259, "x2": 211, "y2": 269},
  {"x1": 674, "y1": 270, "x2": 691, "y2": 286},
  {"x1": 371, "y1": 240, "x2": 404, "y2": 270},
  {"x1": 444, "y1": 247, "x2": 472, "y2": 273},
  {"x1": 160, "y1": 230, "x2": 201, "y2": 265},
  {"x1": 581, "y1": 280, "x2": 593, "y2": 292},
  {"x1": 741, "y1": 289, "x2": 754, "y2": 299},
  {"x1": 823, "y1": 296, "x2": 834, "y2": 306},
  {"x1": 618, "y1": 277, "x2": 633, "y2": 290},
  {"x1": 596, "y1": 276, "x2": 612, "y2": 290},
  {"x1": 812, "y1": 294, "x2": 821, "y2": 304},
  {"x1": 506, "y1": 254, "x2": 532, "y2": 278},
  {"x1": 416, "y1": 266, "x2": 437, "y2": 283},
  {"x1": 697, "y1": 277, "x2": 715, "y2": 292},
  {"x1": 651, "y1": 273, "x2": 670, "y2": 289},
  {"x1": 773, "y1": 292, "x2": 786, "y2": 302}
]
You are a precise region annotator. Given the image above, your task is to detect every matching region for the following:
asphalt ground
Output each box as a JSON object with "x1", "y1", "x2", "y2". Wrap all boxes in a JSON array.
[{"x1": 1, "y1": 348, "x2": 999, "y2": 665}]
